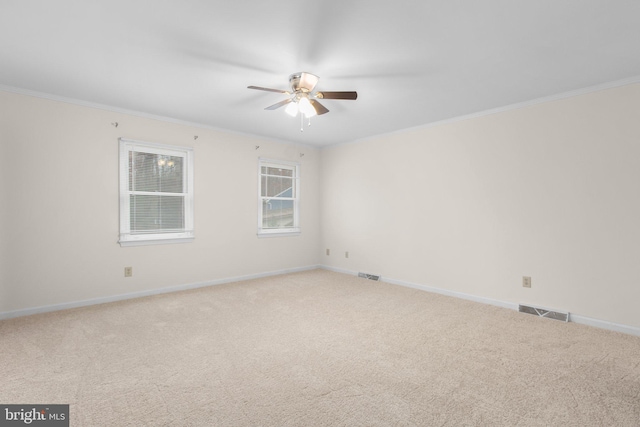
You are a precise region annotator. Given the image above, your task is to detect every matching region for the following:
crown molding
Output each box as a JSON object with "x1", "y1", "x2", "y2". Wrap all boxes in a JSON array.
[
  {"x1": 334, "y1": 75, "x2": 640, "y2": 148},
  {"x1": 0, "y1": 84, "x2": 318, "y2": 149}
]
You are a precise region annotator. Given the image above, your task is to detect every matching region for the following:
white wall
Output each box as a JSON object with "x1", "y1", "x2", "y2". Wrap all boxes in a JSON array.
[
  {"x1": 0, "y1": 91, "x2": 321, "y2": 314},
  {"x1": 0, "y1": 107, "x2": 7, "y2": 308},
  {"x1": 321, "y1": 84, "x2": 640, "y2": 329},
  {"x1": 3, "y1": 84, "x2": 640, "y2": 332}
]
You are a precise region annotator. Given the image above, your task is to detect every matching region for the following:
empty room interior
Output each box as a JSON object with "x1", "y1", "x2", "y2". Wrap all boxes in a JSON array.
[{"x1": 1, "y1": 1, "x2": 640, "y2": 425}]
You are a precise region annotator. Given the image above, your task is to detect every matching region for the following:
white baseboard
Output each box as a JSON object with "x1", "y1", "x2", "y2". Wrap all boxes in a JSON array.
[
  {"x1": 320, "y1": 265, "x2": 640, "y2": 337},
  {"x1": 0, "y1": 265, "x2": 320, "y2": 321},
  {"x1": 569, "y1": 314, "x2": 640, "y2": 337},
  {"x1": 320, "y1": 265, "x2": 517, "y2": 310},
  {"x1": 4, "y1": 264, "x2": 638, "y2": 337}
]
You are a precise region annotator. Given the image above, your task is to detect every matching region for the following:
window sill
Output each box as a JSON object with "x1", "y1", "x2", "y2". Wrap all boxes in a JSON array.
[
  {"x1": 119, "y1": 236, "x2": 194, "y2": 247},
  {"x1": 257, "y1": 229, "x2": 301, "y2": 238}
]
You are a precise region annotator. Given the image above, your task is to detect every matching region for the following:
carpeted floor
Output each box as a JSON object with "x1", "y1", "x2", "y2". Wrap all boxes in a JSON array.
[{"x1": 1, "y1": 269, "x2": 640, "y2": 426}]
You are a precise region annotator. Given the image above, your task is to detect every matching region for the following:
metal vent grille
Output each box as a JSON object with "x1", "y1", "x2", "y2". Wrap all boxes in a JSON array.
[
  {"x1": 358, "y1": 272, "x2": 380, "y2": 281},
  {"x1": 519, "y1": 304, "x2": 569, "y2": 322}
]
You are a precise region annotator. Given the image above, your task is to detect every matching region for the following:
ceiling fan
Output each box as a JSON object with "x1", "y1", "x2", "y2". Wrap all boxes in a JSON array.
[{"x1": 248, "y1": 72, "x2": 357, "y2": 131}]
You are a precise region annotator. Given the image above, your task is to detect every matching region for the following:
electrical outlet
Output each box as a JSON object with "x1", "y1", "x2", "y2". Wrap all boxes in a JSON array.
[
  {"x1": 345, "y1": 251, "x2": 349, "y2": 258},
  {"x1": 522, "y1": 276, "x2": 531, "y2": 288},
  {"x1": 124, "y1": 267, "x2": 133, "y2": 277},
  {"x1": 326, "y1": 249, "x2": 330, "y2": 256}
]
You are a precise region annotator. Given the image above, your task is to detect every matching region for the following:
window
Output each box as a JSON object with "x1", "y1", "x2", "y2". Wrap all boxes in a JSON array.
[
  {"x1": 119, "y1": 138, "x2": 194, "y2": 246},
  {"x1": 258, "y1": 158, "x2": 300, "y2": 236}
]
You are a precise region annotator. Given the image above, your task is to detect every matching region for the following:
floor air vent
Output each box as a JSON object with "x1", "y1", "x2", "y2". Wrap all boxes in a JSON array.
[
  {"x1": 358, "y1": 272, "x2": 380, "y2": 281},
  {"x1": 519, "y1": 304, "x2": 569, "y2": 322}
]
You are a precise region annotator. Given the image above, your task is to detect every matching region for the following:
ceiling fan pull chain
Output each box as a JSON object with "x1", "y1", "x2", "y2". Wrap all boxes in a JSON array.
[
  {"x1": 300, "y1": 113, "x2": 304, "y2": 132},
  {"x1": 308, "y1": 117, "x2": 312, "y2": 127}
]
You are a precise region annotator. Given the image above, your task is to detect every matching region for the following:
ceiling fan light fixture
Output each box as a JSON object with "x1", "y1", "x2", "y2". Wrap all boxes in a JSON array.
[
  {"x1": 290, "y1": 72, "x2": 319, "y2": 92},
  {"x1": 285, "y1": 101, "x2": 298, "y2": 117},
  {"x1": 298, "y1": 97, "x2": 316, "y2": 118}
]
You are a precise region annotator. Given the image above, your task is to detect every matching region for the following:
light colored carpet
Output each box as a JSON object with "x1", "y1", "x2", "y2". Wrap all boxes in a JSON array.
[{"x1": 1, "y1": 269, "x2": 640, "y2": 426}]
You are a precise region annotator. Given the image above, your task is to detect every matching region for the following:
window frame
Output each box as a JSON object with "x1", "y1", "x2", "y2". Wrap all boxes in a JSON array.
[
  {"x1": 119, "y1": 138, "x2": 194, "y2": 247},
  {"x1": 257, "y1": 158, "x2": 300, "y2": 237}
]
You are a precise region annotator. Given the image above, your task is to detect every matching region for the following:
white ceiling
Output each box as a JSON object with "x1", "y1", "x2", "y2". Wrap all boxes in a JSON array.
[{"x1": 2, "y1": 1, "x2": 640, "y2": 146}]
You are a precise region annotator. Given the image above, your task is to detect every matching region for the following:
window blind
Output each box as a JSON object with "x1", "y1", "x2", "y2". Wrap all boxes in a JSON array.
[{"x1": 129, "y1": 151, "x2": 185, "y2": 234}]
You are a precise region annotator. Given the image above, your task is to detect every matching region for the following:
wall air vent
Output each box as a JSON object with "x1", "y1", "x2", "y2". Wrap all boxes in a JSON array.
[
  {"x1": 519, "y1": 304, "x2": 569, "y2": 322},
  {"x1": 358, "y1": 272, "x2": 380, "y2": 281}
]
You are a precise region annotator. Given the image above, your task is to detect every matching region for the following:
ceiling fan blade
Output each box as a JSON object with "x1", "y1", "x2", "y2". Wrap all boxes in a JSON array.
[
  {"x1": 265, "y1": 98, "x2": 293, "y2": 110},
  {"x1": 248, "y1": 85, "x2": 289, "y2": 94},
  {"x1": 316, "y1": 91, "x2": 358, "y2": 100},
  {"x1": 310, "y1": 100, "x2": 329, "y2": 115}
]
